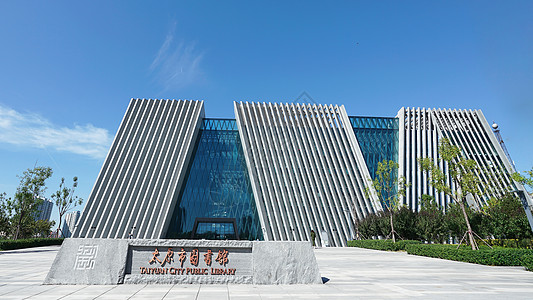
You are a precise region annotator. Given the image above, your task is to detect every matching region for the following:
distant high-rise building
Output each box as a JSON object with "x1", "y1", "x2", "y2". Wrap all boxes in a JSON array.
[
  {"x1": 62, "y1": 211, "x2": 81, "y2": 238},
  {"x1": 35, "y1": 197, "x2": 53, "y2": 221}
]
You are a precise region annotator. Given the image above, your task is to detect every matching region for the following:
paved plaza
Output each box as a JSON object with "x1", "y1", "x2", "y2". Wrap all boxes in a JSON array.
[{"x1": 1, "y1": 245, "x2": 533, "y2": 299}]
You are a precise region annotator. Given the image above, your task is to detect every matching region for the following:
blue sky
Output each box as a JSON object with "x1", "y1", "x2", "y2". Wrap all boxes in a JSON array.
[{"x1": 0, "y1": 1, "x2": 532, "y2": 228}]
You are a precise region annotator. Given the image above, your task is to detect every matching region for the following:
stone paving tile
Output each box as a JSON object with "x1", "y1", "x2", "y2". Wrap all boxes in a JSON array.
[
  {"x1": 0, "y1": 284, "x2": 32, "y2": 296},
  {"x1": 129, "y1": 284, "x2": 173, "y2": 299},
  {"x1": 162, "y1": 294, "x2": 199, "y2": 300},
  {"x1": 196, "y1": 285, "x2": 228, "y2": 300},
  {"x1": 228, "y1": 296, "x2": 261, "y2": 300},
  {"x1": 227, "y1": 285, "x2": 262, "y2": 299},
  {"x1": 58, "y1": 296, "x2": 95, "y2": 300},
  {"x1": 162, "y1": 285, "x2": 200, "y2": 300},
  {"x1": 94, "y1": 284, "x2": 146, "y2": 299},
  {"x1": 59, "y1": 285, "x2": 115, "y2": 300},
  {"x1": 1, "y1": 284, "x2": 56, "y2": 299},
  {"x1": 25, "y1": 285, "x2": 87, "y2": 299},
  {"x1": 256, "y1": 295, "x2": 286, "y2": 299}
]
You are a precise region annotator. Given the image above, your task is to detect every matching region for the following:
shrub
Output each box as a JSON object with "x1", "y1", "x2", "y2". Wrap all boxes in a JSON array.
[
  {"x1": 358, "y1": 213, "x2": 382, "y2": 238},
  {"x1": 395, "y1": 206, "x2": 418, "y2": 240},
  {"x1": 417, "y1": 195, "x2": 447, "y2": 243},
  {"x1": 445, "y1": 202, "x2": 488, "y2": 240},
  {"x1": 358, "y1": 209, "x2": 419, "y2": 240},
  {"x1": 0, "y1": 238, "x2": 64, "y2": 250},
  {"x1": 405, "y1": 243, "x2": 533, "y2": 266},
  {"x1": 377, "y1": 211, "x2": 392, "y2": 237},
  {"x1": 486, "y1": 239, "x2": 533, "y2": 249},
  {"x1": 348, "y1": 239, "x2": 421, "y2": 251}
]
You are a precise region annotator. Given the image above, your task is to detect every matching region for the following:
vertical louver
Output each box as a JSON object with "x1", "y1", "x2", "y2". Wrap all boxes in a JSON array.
[
  {"x1": 234, "y1": 102, "x2": 381, "y2": 247},
  {"x1": 73, "y1": 99, "x2": 204, "y2": 239},
  {"x1": 398, "y1": 107, "x2": 531, "y2": 210}
]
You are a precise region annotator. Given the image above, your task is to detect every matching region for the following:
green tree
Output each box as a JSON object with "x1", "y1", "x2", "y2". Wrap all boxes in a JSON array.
[
  {"x1": 417, "y1": 195, "x2": 446, "y2": 243},
  {"x1": 510, "y1": 167, "x2": 533, "y2": 234},
  {"x1": 33, "y1": 219, "x2": 56, "y2": 237},
  {"x1": 419, "y1": 138, "x2": 481, "y2": 250},
  {"x1": 445, "y1": 202, "x2": 467, "y2": 239},
  {"x1": 512, "y1": 168, "x2": 533, "y2": 188},
  {"x1": 485, "y1": 193, "x2": 533, "y2": 239},
  {"x1": 51, "y1": 177, "x2": 83, "y2": 237},
  {"x1": 10, "y1": 166, "x2": 53, "y2": 239},
  {"x1": 445, "y1": 202, "x2": 487, "y2": 241},
  {"x1": 368, "y1": 160, "x2": 407, "y2": 243},
  {"x1": 358, "y1": 213, "x2": 381, "y2": 238},
  {"x1": 0, "y1": 193, "x2": 12, "y2": 238},
  {"x1": 394, "y1": 206, "x2": 418, "y2": 240},
  {"x1": 377, "y1": 211, "x2": 393, "y2": 237}
]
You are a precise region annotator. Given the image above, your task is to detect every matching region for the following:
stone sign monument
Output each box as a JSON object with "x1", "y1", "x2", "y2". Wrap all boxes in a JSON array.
[{"x1": 44, "y1": 239, "x2": 322, "y2": 285}]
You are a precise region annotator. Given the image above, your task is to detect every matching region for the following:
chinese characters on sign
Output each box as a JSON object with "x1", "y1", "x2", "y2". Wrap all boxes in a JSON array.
[
  {"x1": 190, "y1": 249, "x2": 199, "y2": 266},
  {"x1": 141, "y1": 247, "x2": 236, "y2": 276},
  {"x1": 178, "y1": 248, "x2": 186, "y2": 267},
  {"x1": 216, "y1": 249, "x2": 228, "y2": 266},
  {"x1": 163, "y1": 248, "x2": 174, "y2": 266},
  {"x1": 204, "y1": 249, "x2": 212, "y2": 266},
  {"x1": 148, "y1": 248, "x2": 175, "y2": 266},
  {"x1": 149, "y1": 248, "x2": 162, "y2": 264}
]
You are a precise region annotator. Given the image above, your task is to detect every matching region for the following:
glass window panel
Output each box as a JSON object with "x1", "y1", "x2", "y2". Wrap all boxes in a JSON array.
[
  {"x1": 349, "y1": 116, "x2": 399, "y2": 206},
  {"x1": 166, "y1": 118, "x2": 263, "y2": 240}
]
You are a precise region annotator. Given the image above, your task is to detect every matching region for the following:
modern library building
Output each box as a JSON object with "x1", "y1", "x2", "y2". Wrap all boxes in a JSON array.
[{"x1": 72, "y1": 99, "x2": 530, "y2": 246}]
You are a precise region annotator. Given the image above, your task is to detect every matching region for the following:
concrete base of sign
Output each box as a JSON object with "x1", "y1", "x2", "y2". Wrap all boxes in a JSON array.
[
  {"x1": 253, "y1": 242, "x2": 322, "y2": 284},
  {"x1": 44, "y1": 239, "x2": 322, "y2": 285},
  {"x1": 124, "y1": 274, "x2": 254, "y2": 284},
  {"x1": 43, "y1": 239, "x2": 129, "y2": 285}
]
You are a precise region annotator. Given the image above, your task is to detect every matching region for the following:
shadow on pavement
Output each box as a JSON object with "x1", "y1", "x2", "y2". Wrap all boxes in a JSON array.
[{"x1": 0, "y1": 248, "x2": 59, "y2": 255}]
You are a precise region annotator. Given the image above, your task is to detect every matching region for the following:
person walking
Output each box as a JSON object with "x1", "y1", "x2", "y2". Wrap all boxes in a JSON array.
[{"x1": 128, "y1": 226, "x2": 136, "y2": 239}]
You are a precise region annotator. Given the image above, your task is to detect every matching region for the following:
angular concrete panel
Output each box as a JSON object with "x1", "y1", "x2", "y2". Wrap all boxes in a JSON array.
[
  {"x1": 44, "y1": 238, "x2": 129, "y2": 285},
  {"x1": 73, "y1": 99, "x2": 204, "y2": 239},
  {"x1": 235, "y1": 102, "x2": 382, "y2": 246}
]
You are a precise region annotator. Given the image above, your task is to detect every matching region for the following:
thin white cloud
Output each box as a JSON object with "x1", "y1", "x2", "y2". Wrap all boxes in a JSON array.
[
  {"x1": 150, "y1": 24, "x2": 175, "y2": 71},
  {"x1": 150, "y1": 23, "x2": 205, "y2": 90},
  {"x1": 0, "y1": 105, "x2": 111, "y2": 159}
]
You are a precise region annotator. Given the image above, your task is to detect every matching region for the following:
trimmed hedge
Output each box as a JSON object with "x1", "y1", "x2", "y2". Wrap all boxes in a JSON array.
[
  {"x1": 521, "y1": 254, "x2": 533, "y2": 271},
  {"x1": 0, "y1": 238, "x2": 64, "y2": 250},
  {"x1": 405, "y1": 243, "x2": 533, "y2": 266},
  {"x1": 348, "y1": 239, "x2": 533, "y2": 271},
  {"x1": 347, "y1": 239, "x2": 422, "y2": 251}
]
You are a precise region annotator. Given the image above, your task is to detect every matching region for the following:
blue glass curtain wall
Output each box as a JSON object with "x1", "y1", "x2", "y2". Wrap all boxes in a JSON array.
[
  {"x1": 166, "y1": 118, "x2": 263, "y2": 240},
  {"x1": 349, "y1": 116, "x2": 399, "y2": 206},
  {"x1": 196, "y1": 222, "x2": 236, "y2": 240}
]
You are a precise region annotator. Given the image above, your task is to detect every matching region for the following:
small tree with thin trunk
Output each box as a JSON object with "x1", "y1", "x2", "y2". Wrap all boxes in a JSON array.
[
  {"x1": 0, "y1": 193, "x2": 12, "y2": 237},
  {"x1": 10, "y1": 166, "x2": 53, "y2": 240},
  {"x1": 368, "y1": 160, "x2": 407, "y2": 243},
  {"x1": 512, "y1": 168, "x2": 533, "y2": 189},
  {"x1": 418, "y1": 138, "x2": 481, "y2": 250},
  {"x1": 51, "y1": 177, "x2": 83, "y2": 238}
]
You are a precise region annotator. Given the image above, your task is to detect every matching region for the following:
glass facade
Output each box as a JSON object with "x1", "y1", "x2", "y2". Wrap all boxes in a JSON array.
[
  {"x1": 349, "y1": 116, "x2": 399, "y2": 205},
  {"x1": 165, "y1": 118, "x2": 263, "y2": 240},
  {"x1": 349, "y1": 116, "x2": 399, "y2": 177},
  {"x1": 195, "y1": 222, "x2": 237, "y2": 240}
]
